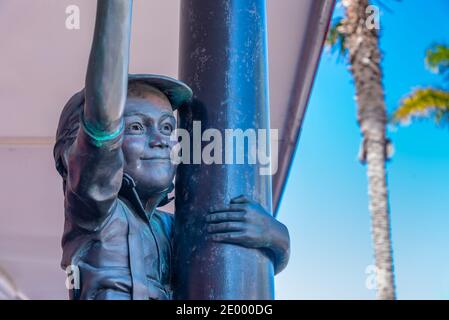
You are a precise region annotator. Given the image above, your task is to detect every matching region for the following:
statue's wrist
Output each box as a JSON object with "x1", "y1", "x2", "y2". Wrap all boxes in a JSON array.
[
  {"x1": 81, "y1": 114, "x2": 125, "y2": 147},
  {"x1": 268, "y1": 220, "x2": 290, "y2": 274}
]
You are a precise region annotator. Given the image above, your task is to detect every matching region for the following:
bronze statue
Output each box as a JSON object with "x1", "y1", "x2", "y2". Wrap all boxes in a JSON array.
[{"x1": 53, "y1": 0, "x2": 289, "y2": 300}]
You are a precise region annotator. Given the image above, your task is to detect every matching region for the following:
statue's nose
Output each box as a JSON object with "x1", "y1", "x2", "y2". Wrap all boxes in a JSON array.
[{"x1": 149, "y1": 133, "x2": 169, "y2": 149}]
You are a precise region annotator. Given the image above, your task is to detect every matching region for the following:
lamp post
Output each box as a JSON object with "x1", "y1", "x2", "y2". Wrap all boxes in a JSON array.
[{"x1": 174, "y1": 0, "x2": 274, "y2": 299}]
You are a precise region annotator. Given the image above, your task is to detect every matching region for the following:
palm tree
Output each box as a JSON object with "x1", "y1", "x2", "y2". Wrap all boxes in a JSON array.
[
  {"x1": 394, "y1": 44, "x2": 449, "y2": 125},
  {"x1": 326, "y1": 0, "x2": 396, "y2": 299}
]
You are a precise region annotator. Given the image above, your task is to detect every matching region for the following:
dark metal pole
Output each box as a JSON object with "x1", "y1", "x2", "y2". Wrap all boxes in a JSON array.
[{"x1": 174, "y1": 0, "x2": 273, "y2": 299}]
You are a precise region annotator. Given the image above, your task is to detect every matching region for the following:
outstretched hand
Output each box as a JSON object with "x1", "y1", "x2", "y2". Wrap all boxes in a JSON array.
[
  {"x1": 206, "y1": 195, "x2": 290, "y2": 274},
  {"x1": 206, "y1": 195, "x2": 282, "y2": 249}
]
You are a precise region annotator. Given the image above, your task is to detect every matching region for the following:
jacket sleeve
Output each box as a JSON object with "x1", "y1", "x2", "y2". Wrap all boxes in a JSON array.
[{"x1": 65, "y1": 115, "x2": 125, "y2": 231}]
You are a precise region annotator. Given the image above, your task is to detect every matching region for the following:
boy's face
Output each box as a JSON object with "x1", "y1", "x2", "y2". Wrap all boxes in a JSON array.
[{"x1": 122, "y1": 91, "x2": 177, "y2": 200}]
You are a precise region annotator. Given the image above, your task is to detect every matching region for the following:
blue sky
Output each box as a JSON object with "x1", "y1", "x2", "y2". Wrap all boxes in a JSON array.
[{"x1": 275, "y1": 0, "x2": 449, "y2": 299}]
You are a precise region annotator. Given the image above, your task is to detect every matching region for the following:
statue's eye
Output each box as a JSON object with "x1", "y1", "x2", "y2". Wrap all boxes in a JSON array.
[
  {"x1": 161, "y1": 123, "x2": 174, "y2": 135},
  {"x1": 127, "y1": 122, "x2": 145, "y2": 134}
]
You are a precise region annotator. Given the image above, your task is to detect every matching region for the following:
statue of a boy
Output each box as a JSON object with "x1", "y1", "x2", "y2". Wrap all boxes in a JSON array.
[{"x1": 53, "y1": 0, "x2": 290, "y2": 300}]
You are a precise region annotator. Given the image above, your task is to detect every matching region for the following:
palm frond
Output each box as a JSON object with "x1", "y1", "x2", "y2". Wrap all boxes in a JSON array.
[
  {"x1": 393, "y1": 88, "x2": 449, "y2": 125},
  {"x1": 325, "y1": 17, "x2": 348, "y2": 60},
  {"x1": 425, "y1": 44, "x2": 449, "y2": 75}
]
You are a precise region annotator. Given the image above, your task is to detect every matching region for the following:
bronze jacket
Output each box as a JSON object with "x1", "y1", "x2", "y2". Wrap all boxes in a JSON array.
[{"x1": 61, "y1": 122, "x2": 173, "y2": 300}]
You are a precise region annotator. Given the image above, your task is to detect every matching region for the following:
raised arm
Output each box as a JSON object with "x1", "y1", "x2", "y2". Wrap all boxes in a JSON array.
[
  {"x1": 65, "y1": 0, "x2": 133, "y2": 230},
  {"x1": 84, "y1": 0, "x2": 133, "y2": 134}
]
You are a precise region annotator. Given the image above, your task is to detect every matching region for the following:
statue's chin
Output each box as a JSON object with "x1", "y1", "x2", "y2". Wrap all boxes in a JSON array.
[
  {"x1": 127, "y1": 161, "x2": 175, "y2": 192},
  {"x1": 134, "y1": 173, "x2": 174, "y2": 196}
]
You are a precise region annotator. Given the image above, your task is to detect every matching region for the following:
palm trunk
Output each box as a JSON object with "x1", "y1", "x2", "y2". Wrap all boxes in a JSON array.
[{"x1": 342, "y1": 0, "x2": 396, "y2": 299}]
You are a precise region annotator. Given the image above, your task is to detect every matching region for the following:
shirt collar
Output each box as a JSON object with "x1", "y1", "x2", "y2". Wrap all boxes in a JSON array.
[{"x1": 119, "y1": 173, "x2": 174, "y2": 221}]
